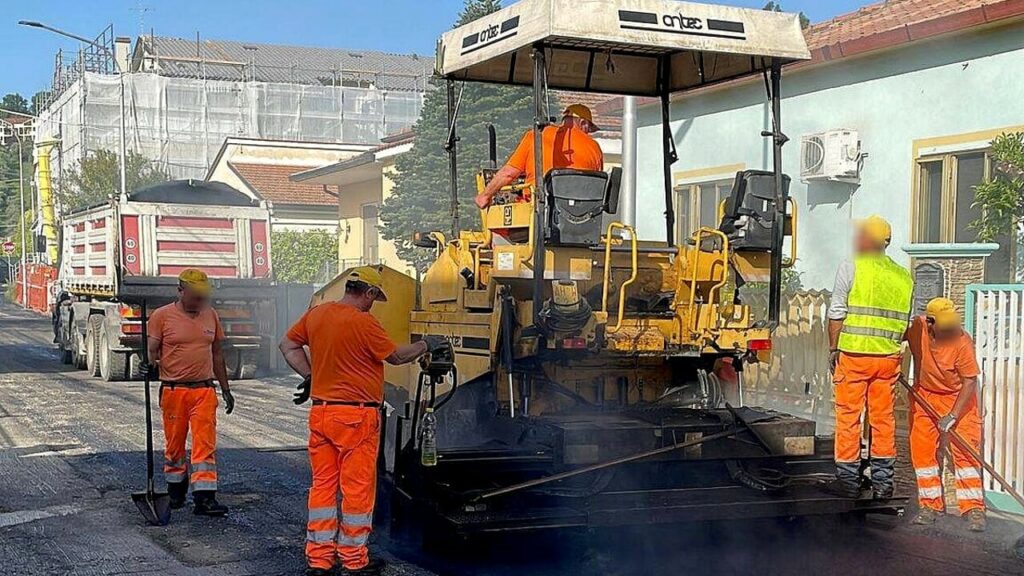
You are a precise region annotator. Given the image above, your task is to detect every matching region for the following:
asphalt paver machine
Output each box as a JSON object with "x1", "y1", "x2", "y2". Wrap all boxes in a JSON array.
[{"x1": 387, "y1": 0, "x2": 906, "y2": 538}]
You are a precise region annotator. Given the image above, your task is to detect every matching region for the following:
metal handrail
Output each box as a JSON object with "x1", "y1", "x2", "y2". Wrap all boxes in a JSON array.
[
  {"x1": 784, "y1": 197, "x2": 797, "y2": 268},
  {"x1": 686, "y1": 227, "x2": 730, "y2": 332},
  {"x1": 601, "y1": 222, "x2": 638, "y2": 334}
]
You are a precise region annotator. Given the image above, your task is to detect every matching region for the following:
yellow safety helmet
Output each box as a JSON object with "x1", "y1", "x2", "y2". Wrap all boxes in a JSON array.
[
  {"x1": 563, "y1": 104, "x2": 599, "y2": 130},
  {"x1": 856, "y1": 215, "x2": 892, "y2": 248},
  {"x1": 348, "y1": 265, "x2": 387, "y2": 301},
  {"x1": 925, "y1": 297, "x2": 961, "y2": 329},
  {"x1": 178, "y1": 268, "x2": 212, "y2": 296}
]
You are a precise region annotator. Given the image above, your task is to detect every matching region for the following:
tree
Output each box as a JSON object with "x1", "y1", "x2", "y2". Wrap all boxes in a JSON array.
[
  {"x1": 1, "y1": 93, "x2": 30, "y2": 115},
  {"x1": 970, "y1": 132, "x2": 1024, "y2": 279},
  {"x1": 61, "y1": 149, "x2": 171, "y2": 212},
  {"x1": 31, "y1": 91, "x2": 51, "y2": 115},
  {"x1": 763, "y1": 1, "x2": 811, "y2": 29},
  {"x1": 381, "y1": 0, "x2": 533, "y2": 270},
  {"x1": 271, "y1": 228, "x2": 339, "y2": 283}
]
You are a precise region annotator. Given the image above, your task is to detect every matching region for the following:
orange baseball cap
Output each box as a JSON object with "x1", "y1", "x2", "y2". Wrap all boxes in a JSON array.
[{"x1": 563, "y1": 104, "x2": 599, "y2": 130}]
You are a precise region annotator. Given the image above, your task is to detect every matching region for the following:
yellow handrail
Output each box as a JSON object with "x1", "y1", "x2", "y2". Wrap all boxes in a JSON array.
[
  {"x1": 686, "y1": 227, "x2": 730, "y2": 331},
  {"x1": 783, "y1": 197, "x2": 797, "y2": 268},
  {"x1": 601, "y1": 222, "x2": 638, "y2": 334}
]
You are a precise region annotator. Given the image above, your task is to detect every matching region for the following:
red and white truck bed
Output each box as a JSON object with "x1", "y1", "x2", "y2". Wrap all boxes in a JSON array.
[{"x1": 55, "y1": 180, "x2": 276, "y2": 381}]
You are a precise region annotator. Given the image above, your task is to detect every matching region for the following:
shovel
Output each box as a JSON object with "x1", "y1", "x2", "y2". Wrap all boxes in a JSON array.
[
  {"x1": 898, "y1": 377, "x2": 1024, "y2": 559},
  {"x1": 131, "y1": 299, "x2": 172, "y2": 526}
]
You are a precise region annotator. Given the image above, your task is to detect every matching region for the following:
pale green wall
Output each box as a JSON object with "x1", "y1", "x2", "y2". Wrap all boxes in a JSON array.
[{"x1": 635, "y1": 23, "x2": 1024, "y2": 289}]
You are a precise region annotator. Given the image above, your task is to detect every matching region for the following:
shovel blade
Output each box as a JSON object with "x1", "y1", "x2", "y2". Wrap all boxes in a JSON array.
[{"x1": 132, "y1": 490, "x2": 172, "y2": 526}]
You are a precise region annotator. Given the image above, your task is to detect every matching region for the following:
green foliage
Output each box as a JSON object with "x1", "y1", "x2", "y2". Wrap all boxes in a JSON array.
[
  {"x1": 971, "y1": 132, "x2": 1024, "y2": 277},
  {"x1": 1, "y1": 93, "x2": 30, "y2": 115},
  {"x1": 0, "y1": 103, "x2": 32, "y2": 251},
  {"x1": 381, "y1": 0, "x2": 533, "y2": 270},
  {"x1": 763, "y1": 1, "x2": 811, "y2": 29},
  {"x1": 971, "y1": 132, "x2": 1024, "y2": 243},
  {"x1": 271, "y1": 228, "x2": 339, "y2": 283},
  {"x1": 61, "y1": 149, "x2": 171, "y2": 212}
]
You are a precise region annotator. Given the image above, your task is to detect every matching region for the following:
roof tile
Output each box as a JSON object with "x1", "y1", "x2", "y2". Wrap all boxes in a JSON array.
[{"x1": 230, "y1": 162, "x2": 337, "y2": 206}]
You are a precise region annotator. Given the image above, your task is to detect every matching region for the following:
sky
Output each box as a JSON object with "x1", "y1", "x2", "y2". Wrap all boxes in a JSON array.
[{"x1": 1, "y1": 0, "x2": 870, "y2": 99}]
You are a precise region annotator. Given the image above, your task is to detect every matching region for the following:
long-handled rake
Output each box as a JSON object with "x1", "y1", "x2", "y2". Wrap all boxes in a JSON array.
[{"x1": 131, "y1": 300, "x2": 171, "y2": 526}]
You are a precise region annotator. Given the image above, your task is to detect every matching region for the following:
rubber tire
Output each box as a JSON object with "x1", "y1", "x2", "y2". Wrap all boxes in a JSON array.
[
  {"x1": 59, "y1": 321, "x2": 73, "y2": 365},
  {"x1": 99, "y1": 329, "x2": 127, "y2": 382},
  {"x1": 237, "y1": 362, "x2": 258, "y2": 380},
  {"x1": 71, "y1": 325, "x2": 88, "y2": 369},
  {"x1": 86, "y1": 315, "x2": 103, "y2": 377},
  {"x1": 128, "y1": 353, "x2": 142, "y2": 381}
]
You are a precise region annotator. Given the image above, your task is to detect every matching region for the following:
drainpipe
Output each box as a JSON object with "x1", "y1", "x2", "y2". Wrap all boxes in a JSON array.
[{"x1": 620, "y1": 96, "x2": 638, "y2": 230}]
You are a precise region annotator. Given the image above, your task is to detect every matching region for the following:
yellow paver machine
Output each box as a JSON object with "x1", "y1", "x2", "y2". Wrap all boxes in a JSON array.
[{"x1": 383, "y1": 0, "x2": 906, "y2": 537}]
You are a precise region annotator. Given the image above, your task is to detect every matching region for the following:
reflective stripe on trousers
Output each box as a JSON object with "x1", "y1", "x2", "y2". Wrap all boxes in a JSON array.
[
  {"x1": 305, "y1": 405, "x2": 380, "y2": 571},
  {"x1": 908, "y1": 387, "x2": 985, "y2": 513},
  {"x1": 161, "y1": 386, "x2": 219, "y2": 490}
]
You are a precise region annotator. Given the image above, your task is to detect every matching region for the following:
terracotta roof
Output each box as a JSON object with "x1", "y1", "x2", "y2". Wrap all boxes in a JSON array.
[
  {"x1": 802, "y1": 0, "x2": 1022, "y2": 62},
  {"x1": 229, "y1": 162, "x2": 337, "y2": 206}
]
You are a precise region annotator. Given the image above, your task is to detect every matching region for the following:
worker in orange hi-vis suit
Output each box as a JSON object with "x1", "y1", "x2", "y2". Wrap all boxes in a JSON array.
[
  {"x1": 279, "y1": 266, "x2": 446, "y2": 576},
  {"x1": 826, "y1": 216, "x2": 913, "y2": 499},
  {"x1": 143, "y1": 268, "x2": 235, "y2": 517},
  {"x1": 905, "y1": 297, "x2": 986, "y2": 532}
]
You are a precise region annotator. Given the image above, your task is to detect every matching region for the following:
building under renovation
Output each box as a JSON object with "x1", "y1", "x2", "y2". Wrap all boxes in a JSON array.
[{"x1": 34, "y1": 26, "x2": 433, "y2": 182}]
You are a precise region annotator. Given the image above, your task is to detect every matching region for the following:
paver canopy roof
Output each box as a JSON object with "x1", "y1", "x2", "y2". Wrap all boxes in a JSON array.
[{"x1": 436, "y1": 0, "x2": 810, "y2": 96}]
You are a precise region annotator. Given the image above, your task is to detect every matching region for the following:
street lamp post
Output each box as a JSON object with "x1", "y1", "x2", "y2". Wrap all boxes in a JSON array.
[{"x1": 19, "y1": 20, "x2": 128, "y2": 199}]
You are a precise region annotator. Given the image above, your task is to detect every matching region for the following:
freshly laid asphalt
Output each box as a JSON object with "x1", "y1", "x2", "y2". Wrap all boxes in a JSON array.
[{"x1": 1, "y1": 301, "x2": 1021, "y2": 575}]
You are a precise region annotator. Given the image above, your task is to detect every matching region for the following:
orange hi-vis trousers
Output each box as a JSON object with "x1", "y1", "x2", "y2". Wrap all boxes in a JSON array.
[
  {"x1": 833, "y1": 352, "x2": 899, "y2": 490},
  {"x1": 160, "y1": 384, "x2": 219, "y2": 491},
  {"x1": 909, "y1": 387, "x2": 984, "y2": 514},
  {"x1": 834, "y1": 352, "x2": 900, "y2": 462},
  {"x1": 305, "y1": 405, "x2": 380, "y2": 571}
]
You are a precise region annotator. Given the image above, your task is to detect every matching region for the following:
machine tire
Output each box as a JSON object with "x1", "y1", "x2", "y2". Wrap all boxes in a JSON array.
[
  {"x1": 71, "y1": 325, "x2": 88, "y2": 369},
  {"x1": 127, "y1": 353, "x2": 142, "y2": 381},
  {"x1": 99, "y1": 329, "x2": 127, "y2": 382},
  {"x1": 59, "y1": 322, "x2": 73, "y2": 365},
  {"x1": 86, "y1": 315, "x2": 103, "y2": 377},
  {"x1": 226, "y1": 349, "x2": 258, "y2": 380}
]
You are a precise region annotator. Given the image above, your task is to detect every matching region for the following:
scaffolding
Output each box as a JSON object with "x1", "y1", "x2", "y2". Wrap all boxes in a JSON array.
[{"x1": 35, "y1": 32, "x2": 431, "y2": 181}]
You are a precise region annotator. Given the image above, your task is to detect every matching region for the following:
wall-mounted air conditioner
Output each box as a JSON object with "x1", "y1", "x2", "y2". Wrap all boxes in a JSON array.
[{"x1": 800, "y1": 130, "x2": 862, "y2": 183}]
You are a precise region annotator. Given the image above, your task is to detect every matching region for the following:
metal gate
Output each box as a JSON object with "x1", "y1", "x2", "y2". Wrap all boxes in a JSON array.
[{"x1": 965, "y1": 284, "x2": 1024, "y2": 514}]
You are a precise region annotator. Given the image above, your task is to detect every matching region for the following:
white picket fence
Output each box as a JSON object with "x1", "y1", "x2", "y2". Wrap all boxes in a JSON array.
[{"x1": 966, "y1": 285, "x2": 1024, "y2": 512}]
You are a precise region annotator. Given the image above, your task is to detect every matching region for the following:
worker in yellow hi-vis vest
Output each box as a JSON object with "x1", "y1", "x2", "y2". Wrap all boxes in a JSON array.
[{"x1": 826, "y1": 216, "x2": 913, "y2": 499}]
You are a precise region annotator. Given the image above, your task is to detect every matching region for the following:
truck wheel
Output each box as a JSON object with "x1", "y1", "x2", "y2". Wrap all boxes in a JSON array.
[
  {"x1": 59, "y1": 328, "x2": 73, "y2": 365},
  {"x1": 128, "y1": 353, "x2": 143, "y2": 380},
  {"x1": 99, "y1": 329, "x2": 127, "y2": 382},
  {"x1": 86, "y1": 315, "x2": 103, "y2": 377},
  {"x1": 71, "y1": 326, "x2": 88, "y2": 369}
]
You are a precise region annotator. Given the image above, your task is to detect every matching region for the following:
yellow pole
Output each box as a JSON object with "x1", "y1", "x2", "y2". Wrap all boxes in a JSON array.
[{"x1": 35, "y1": 139, "x2": 59, "y2": 263}]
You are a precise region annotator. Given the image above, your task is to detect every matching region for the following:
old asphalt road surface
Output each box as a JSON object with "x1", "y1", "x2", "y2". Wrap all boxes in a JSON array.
[{"x1": 2, "y1": 301, "x2": 1023, "y2": 575}]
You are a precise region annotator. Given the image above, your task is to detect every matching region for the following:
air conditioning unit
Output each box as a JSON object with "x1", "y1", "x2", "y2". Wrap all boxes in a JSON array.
[{"x1": 800, "y1": 130, "x2": 862, "y2": 183}]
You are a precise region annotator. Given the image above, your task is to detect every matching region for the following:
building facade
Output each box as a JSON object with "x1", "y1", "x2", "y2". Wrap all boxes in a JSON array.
[
  {"x1": 631, "y1": 0, "x2": 1024, "y2": 292},
  {"x1": 34, "y1": 31, "x2": 432, "y2": 183}
]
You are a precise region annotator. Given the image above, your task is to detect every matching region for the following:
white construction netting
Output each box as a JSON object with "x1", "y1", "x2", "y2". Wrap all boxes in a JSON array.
[{"x1": 36, "y1": 72, "x2": 425, "y2": 179}]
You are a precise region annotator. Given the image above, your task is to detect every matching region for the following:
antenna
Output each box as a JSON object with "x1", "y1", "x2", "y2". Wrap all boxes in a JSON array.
[{"x1": 131, "y1": 0, "x2": 152, "y2": 37}]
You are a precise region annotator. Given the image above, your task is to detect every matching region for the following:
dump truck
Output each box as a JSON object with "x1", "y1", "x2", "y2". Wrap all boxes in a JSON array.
[
  {"x1": 53, "y1": 180, "x2": 275, "y2": 381},
  {"x1": 370, "y1": 0, "x2": 907, "y2": 539}
]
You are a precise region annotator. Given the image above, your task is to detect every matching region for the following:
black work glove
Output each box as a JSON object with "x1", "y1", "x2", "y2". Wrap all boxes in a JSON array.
[
  {"x1": 139, "y1": 360, "x2": 159, "y2": 379},
  {"x1": 828, "y1": 350, "x2": 840, "y2": 376},
  {"x1": 293, "y1": 375, "x2": 312, "y2": 405},
  {"x1": 222, "y1": 388, "x2": 235, "y2": 415},
  {"x1": 422, "y1": 335, "x2": 449, "y2": 353}
]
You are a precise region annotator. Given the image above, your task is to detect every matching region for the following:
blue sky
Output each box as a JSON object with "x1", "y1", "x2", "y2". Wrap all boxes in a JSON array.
[{"x1": 2, "y1": 0, "x2": 868, "y2": 98}]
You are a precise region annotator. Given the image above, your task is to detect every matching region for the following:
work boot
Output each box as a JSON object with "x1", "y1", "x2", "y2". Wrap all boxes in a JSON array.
[
  {"x1": 912, "y1": 507, "x2": 939, "y2": 525},
  {"x1": 192, "y1": 490, "x2": 228, "y2": 517},
  {"x1": 304, "y1": 567, "x2": 333, "y2": 576},
  {"x1": 965, "y1": 508, "x2": 987, "y2": 532},
  {"x1": 167, "y1": 480, "x2": 188, "y2": 510},
  {"x1": 344, "y1": 558, "x2": 386, "y2": 575},
  {"x1": 869, "y1": 457, "x2": 895, "y2": 499},
  {"x1": 823, "y1": 478, "x2": 861, "y2": 499}
]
